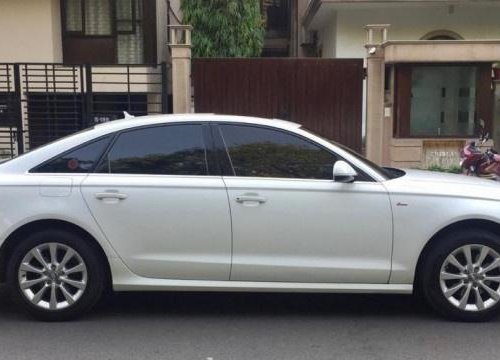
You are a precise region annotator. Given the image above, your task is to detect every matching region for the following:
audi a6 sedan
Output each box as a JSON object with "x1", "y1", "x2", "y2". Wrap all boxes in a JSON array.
[{"x1": 1, "y1": 114, "x2": 500, "y2": 321}]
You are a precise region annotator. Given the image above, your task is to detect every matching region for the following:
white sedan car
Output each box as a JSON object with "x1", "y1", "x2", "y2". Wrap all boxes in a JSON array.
[{"x1": 1, "y1": 114, "x2": 500, "y2": 322}]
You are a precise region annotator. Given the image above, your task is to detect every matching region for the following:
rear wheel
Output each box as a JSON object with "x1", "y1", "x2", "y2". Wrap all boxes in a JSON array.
[
  {"x1": 421, "y1": 229, "x2": 500, "y2": 322},
  {"x1": 7, "y1": 229, "x2": 105, "y2": 321}
]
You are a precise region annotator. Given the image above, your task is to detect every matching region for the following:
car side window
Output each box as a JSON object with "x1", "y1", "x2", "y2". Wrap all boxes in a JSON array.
[
  {"x1": 31, "y1": 136, "x2": 111, "y2": 173},
  {"x1": 96, "y1": 124, "x2": 208, "y2": 175},
  {"x1": 218, "y1": 124, "x2": 338, "y2": 180}
]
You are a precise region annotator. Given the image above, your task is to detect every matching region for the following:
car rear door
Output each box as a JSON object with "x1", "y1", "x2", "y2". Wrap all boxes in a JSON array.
[{"x1": 81, "y1": 123, "x2": 232, "y2": 280}]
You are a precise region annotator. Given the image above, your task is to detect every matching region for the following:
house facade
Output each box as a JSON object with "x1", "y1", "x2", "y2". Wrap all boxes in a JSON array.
[
  {"x1": 0, "y1": 0, "x2": 186, "y2": 158},
  {"x1": 304, "y1": 0, "x2": 500, "y2": 168},
  {"x1": 0, "y1": 0, "x2": 184, "y2": 65}
]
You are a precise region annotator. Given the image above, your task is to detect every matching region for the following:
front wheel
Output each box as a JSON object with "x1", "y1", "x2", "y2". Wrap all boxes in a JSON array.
[
  {"x1": 7, "y1": 229, "x2": 105, "y2": 321},
  {"x1": 421, "y1": 229, "x2": 500, "y2": 322}
]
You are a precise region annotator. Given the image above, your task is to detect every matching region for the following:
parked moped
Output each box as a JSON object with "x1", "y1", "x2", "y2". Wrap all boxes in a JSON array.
[{"x1": 460, "y1": 132, "x2": 489, "y2": 176}]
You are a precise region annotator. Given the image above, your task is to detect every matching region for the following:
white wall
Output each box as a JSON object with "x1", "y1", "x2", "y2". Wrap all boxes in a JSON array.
[
  {"x1": 318, "y1": 14, "x2": 336, "y2": 58},
  {"x1": 321, "y1": 4, "x2": 500, "y2": 59},
  {"x1": 0, "y1": 0, "x2": 62, "y2": 62}
]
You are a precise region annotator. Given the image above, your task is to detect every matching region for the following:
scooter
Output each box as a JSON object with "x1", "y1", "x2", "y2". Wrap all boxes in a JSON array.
[{"x1": 460, "y1": 133, "x2": 489, "y2": 176}]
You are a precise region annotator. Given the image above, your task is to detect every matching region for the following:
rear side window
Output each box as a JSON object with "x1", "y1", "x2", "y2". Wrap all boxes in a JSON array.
[
  {"x1": 96, "y1": 124, "x2": 208, "y2": 175},
  {"x1": 32, "y1": 136, "x2": 111, "y2": 173},
  {"x1": 219, "y1": 124, "x2": 338, "y2": 179}
]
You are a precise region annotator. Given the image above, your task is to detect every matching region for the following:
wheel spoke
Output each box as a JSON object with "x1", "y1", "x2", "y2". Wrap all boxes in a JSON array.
[
  {"x1": 459, "y1": 284, "x2": 472, "y2": 309},
  {"x1": 444, "y1": 282, "x2": 465, "y2": 298},
  {"x1": 447, "y1": 255, "x2": 466, "y2": 272},
  {"x1": 58, "y1": 248, "x2": 75, "y2": 270},
  {"x1": 32, "y1": 285, "x2": 48, "y2": 304},
  {"x1": 64, "y1": 263, "x2": 85, "y2": 275},
  {"x1": 59, "y1": 285, "x2": 76, "y2": 305},
  {"x1": 20, "y1": 276, "x2": 46, "y2": 290},
  {"x1": 60, "y1": 277, "x2": 85, "y2": 290},
  {"x1": 484, "y1": 275, "x2": 500, "y2": 282},
  {"x1": 49, "y1": 243, "x2": 58, "y2": 266},
  {"x1": 49, "y1": 284, "x2": 57, "y2": 310},
  {"x1": 481, "y1": 258, "x2": 500, "y2": 274},
  {"x1": 475, "y1": 246, "x2": 490, "y2": 267},
  {"x1": 441, "y1": 271, "x2": 467, "y2": 281},
  {"x1": 474, "y1": 287, "x2": 485, "y2": 311},
  {"x1": 31, "y1": 248, "x2": 49, "y2": 270},
  {"x1": 19, "y1": 262, "x2": 44, "y2": 274},
  {"x1": 479, "y1": 282, "x2": 500, "y2": 301},
  {"x1": 463, "y1": 245, "x2": 473, "y2": 268}
]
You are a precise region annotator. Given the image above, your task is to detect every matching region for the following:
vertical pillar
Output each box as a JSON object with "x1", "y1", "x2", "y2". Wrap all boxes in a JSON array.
[
  {"x1": 168, "y1": 25, "x2": 193, "y2": 114},
  {"x1": 364, "y1": 24, "x2": 390, "y2": 165}
]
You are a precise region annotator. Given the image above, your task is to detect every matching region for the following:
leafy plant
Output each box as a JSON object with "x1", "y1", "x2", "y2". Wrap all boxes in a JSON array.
[
  {"x1": 426, "y1": 164, "x2": 462, "y2": 174},
  {"x1": 181, "y1": 0, "x2": 265, "y2": 57}
]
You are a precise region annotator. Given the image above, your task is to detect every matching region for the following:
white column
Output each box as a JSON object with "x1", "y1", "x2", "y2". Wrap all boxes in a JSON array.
[{"x1": 168, "y1": 25, "x2": 193, "y2": 114}]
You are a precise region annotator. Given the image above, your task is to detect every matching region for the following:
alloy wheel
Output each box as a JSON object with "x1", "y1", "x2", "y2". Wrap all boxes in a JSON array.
[
  {"x1": 17, "y1": 242, "x2": 88, "y2": 311},
  {"x1": 440, "y1": 244, "x2": 500, "y2": 312}
]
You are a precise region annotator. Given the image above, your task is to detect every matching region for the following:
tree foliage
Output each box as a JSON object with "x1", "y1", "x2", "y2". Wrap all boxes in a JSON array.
[{"x1": 181, "y1": 0, "x2": 265, "y2": 57}]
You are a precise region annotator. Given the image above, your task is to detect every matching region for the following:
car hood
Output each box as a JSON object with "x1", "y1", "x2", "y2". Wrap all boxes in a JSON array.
[{"x1": 384, "y1": 169, "x2": 500, "y2": 201}]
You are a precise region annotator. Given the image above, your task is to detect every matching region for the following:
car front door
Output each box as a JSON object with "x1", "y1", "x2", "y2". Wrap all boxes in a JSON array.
[
  {"x1": 215, "y1": 123, "x2": 393, "y2": 284},
  {"x1": 81, "y1": 123, "x2": 232, "y2": 280}
]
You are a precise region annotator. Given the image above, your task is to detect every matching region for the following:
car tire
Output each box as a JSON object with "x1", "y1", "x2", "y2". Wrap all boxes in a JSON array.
[
  {"x1": 6, "y1": 229, "x2": 105, "y2": 321},
  {"x1": 421, "y1": 229, "x2": 500, "y2": 322}
]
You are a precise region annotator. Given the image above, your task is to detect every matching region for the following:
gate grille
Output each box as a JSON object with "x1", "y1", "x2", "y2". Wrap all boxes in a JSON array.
[{"x1": 0, "y1": 63, "x2": 170, "y2": 158}]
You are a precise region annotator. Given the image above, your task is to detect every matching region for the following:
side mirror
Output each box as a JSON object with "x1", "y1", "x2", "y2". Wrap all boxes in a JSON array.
[{"x1": 333, "y1": 160, "x2": 358, "y2": 183}]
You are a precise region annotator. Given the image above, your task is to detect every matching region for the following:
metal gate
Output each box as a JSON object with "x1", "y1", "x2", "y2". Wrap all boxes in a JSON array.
[
  {"x1": 0, "y1": 63, "x2": 170, "y2": 159},
  {"x1": 192, "y1": 58, "x2": 364, "y2": 152}
]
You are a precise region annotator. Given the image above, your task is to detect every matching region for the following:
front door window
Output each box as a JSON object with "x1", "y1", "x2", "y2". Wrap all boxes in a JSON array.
[
  {"x1": 410, "y1": 66, "x2": 477, "y2": 137},
  {"x1": 395, "y1": 64, "x2": 492, "y2": 139}
]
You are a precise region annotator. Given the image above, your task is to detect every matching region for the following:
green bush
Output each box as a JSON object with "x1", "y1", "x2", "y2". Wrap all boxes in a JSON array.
[
  {"x1": 426, "y1": 164, "x2": 462, "y2": 174},
  {"x1": 181, "y1": 0, "x2": 265, "y2": 57}
]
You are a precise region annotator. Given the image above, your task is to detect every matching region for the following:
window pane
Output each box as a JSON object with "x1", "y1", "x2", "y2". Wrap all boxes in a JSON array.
[
  {"x1": 85, "y1": 0, "x2": 112, "y2": 35},
  {"x1": 219, "y1": 125, "x2": 337, "y2": 179},
  {"x1": 98, "y1": 125, "x2": 208, "y2": 175},
  {"x1": 117, "y1": 27, "x2": 144, "y2": 64},
  {"x1": 410, "y1": 66, "x2": 477, "y2": 137},
  {"x1": 117, "y1": 0, "x2": 143, "y2": 64},
  {"x1": 33, "y1": 136, "x2": 110, "y2": 173},
  {"x1": 64, "y1": 0, "x2": 83, "y2": 32}
]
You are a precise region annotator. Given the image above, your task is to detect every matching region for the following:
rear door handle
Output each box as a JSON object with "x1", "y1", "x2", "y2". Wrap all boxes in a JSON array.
[
  {"x1": 235, "y1": 195, "x2": 267, "y2": 204},
  {"x1": 95, "y1": 192, "x2": 128, "y2": 200}
]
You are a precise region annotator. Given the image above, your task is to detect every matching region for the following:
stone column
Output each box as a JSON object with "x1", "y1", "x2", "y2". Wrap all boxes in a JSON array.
[
  {"x1": 365, "y1": 25, "x2": 389, "y2": 165},
  {"x1": 169, "y1": 25, "x2": 193, "y2": 113}
]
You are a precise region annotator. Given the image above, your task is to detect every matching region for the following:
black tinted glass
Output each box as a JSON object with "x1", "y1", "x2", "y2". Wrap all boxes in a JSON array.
[
  {"x1": 97, "y1": 125, "x2": 208, "y2": 175},
  {"x1": 32, "y1": 136, "x2": 110, "y2": 173},
  {"x1": 219, "y1": 125, "x2": 337, "y2": 179}
]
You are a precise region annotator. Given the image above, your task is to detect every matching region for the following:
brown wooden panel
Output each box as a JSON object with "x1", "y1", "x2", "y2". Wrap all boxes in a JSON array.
[
  {"x1": 477, "y1": 63, "x2": 494, "y2": 135},
  {"x1": 192, "y1": 58, "x2": 363, "y2": 152},
  {"x1": 142, "y1": 0, "x2": 158, "y2": 64},
  {"x1": 394, "y1": 64, "x2": 412, "y2": 138},
  {"x1": 63, "y1": 37, "x2": 116, "y2": 64}
]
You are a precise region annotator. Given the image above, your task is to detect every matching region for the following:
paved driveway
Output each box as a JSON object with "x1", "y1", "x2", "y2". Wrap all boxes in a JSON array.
[{"x1": 0, "y1": 285, "x2": 498, "y2": 360}]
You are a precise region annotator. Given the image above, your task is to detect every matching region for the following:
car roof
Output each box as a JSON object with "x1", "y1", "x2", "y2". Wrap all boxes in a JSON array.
[{"x1": 94, "y1": 113, "x2": 302, "y2": 132}]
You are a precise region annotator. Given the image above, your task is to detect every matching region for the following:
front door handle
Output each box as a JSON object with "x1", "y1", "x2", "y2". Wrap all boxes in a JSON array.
[
  {"x1": 235, "y1": 194, "x2": 267, "y2": 204},
  {"x1": 95, "y1": 192, "x2": 128, "y2": 200}
]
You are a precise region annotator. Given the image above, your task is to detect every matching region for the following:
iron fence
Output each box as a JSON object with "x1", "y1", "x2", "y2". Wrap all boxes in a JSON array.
[{"x1": 0, "y1": 62, "x2": 170, "y2": 159}]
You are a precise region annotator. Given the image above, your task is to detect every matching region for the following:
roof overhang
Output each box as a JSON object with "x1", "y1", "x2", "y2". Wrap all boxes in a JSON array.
[
  {"x1": 381, "y1": 40, "x2": 500, "y2": 63},
  {"x1": 303, "y1": 0, "x2": 499, "y2": 30}
]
